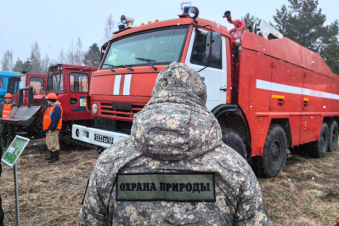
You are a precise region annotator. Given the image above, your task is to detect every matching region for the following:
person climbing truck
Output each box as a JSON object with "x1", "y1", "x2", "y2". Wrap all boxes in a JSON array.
[
  {"x1": 0, "y1": 93, "x2": 18, "y2": 148},
  {"x1": 43, "y1": 93, "x2": 63, "y2": 163}
]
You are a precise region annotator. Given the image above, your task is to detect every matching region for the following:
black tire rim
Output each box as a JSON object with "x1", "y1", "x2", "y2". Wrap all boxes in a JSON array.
[
  {"x1": 270, "y1": 140, "x2": 281, "y2": 164},
  {"x1": 332, "y1": 127, "x2": 338, "y2": 149}
]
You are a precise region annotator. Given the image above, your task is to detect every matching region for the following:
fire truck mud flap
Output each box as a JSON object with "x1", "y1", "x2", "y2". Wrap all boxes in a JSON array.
[
  {"x1": 0, "y1": 106, "x2": 42, "y2": 127},
  {"x1": 72, "y1": 124, "x2": 129, "y2": 148}
]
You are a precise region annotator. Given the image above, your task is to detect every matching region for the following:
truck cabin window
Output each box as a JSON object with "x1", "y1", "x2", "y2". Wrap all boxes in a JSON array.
[
  {"x1": 70, "y1": 73, "x2": 89, "y2": 92},
  {"x1": 101, "y1": 26, "x2": 188, "y2": 69},
  {"x1": 52, "y1": 74, "x2": 63, "y2": 93},
  {"x1": 190, "y1": 29, "x2": 222, "y2": 69},
  {"x1": 29, "y1": 77, "x2": 45, "y2": 94},
  {"x1": 0, "y1": 77, "x2": 3, "y2": 88}
]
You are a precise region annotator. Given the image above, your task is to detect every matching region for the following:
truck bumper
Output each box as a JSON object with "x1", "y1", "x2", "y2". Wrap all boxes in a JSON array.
[{"x1": 72, "y1": 124, "x2": 129, "y2": 148}]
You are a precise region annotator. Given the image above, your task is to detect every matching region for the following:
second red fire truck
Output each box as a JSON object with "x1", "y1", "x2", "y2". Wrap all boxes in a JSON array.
[{"x1": 72, "y1": 6, "x2": 339, "y2": 177}]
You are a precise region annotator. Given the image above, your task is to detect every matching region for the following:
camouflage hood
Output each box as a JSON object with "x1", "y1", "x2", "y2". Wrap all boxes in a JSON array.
[{"x1": 131, "y1": 62, "x2": 223, "y2": 161}]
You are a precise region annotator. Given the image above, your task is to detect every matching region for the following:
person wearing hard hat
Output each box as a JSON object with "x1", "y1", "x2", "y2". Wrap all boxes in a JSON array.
[
  {"x1": 0, "y1": 93, "x2": 18, "y2": 148},
  {"x1": 42, "y1": 93, "x2": 63, "y2": 163}
]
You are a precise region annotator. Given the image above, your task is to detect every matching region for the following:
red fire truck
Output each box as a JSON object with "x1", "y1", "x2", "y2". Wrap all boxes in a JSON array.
[
  {"x1": 72, "y1": 6, "x2": 339, "y2": 177},
  {"x1": 1, "y1": 64, "x2": 97, "y2": 143}
]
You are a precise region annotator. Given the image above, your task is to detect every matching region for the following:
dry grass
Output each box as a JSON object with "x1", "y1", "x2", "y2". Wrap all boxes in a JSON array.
[
  {"x1": 259, "y1": 149, "x2": 339, "y2": 226},
  {"x1": 0, "y1": 139, "x2": 338, "y2": 225},
  {"x1": 1, "y1": 139, "x2": 98, "y2": 225}
]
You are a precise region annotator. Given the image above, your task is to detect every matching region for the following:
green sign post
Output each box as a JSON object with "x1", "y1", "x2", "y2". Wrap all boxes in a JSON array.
[{"x1": 1, "y1": 135, "x2": 30, "y2": 226}]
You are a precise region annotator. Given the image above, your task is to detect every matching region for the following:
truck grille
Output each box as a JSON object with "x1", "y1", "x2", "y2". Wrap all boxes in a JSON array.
[{"x1": 100, "y1": 102, "x2": 144, "y2": 119}]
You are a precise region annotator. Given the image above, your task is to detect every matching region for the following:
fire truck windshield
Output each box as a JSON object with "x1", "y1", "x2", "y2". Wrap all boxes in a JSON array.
[{"x1": 101, "y1": 26, "x2": 188, "y2": 70}]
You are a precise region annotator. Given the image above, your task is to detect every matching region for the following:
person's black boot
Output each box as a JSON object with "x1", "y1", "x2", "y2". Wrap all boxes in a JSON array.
[
  {"x1": 48, "y1": 151, "x2": 59, "y2": 163},
  {"x1": 45, "y1": 151, "x2": 53, "y2": 160}
]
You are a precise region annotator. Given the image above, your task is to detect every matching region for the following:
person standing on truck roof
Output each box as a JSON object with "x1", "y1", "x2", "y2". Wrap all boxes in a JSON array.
[
  {"x1": 79, "y1": 62, "x2": 271, "y2": 225},
  {"x1": 43, "y1": 93, "x2": 63, "y2": 163},
  {"x1": 0, "y1": 93, "x2": 18, "y2": 148}
]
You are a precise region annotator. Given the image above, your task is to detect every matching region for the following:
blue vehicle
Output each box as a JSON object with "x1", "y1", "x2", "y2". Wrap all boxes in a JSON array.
[{"x1": 0, "y1": 71, "x2": 20, "y2": 101}]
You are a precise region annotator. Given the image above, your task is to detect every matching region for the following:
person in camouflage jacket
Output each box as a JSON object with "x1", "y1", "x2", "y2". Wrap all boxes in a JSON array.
[{"x1": 79, "y1": 62, "x2": 271, "y2": 226}]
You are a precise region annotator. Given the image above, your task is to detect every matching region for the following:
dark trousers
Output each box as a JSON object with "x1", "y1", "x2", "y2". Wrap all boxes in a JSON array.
[{"x1": 0, "y1": 123, "x2": 16, "y2": 147}]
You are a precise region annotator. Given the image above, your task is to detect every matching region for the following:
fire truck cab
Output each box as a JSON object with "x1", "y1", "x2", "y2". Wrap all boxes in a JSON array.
[
  {"x1": 7, "y1": 72, "x2": 47, "y2": 105},
  {"x1": 72, "y1": 6, "x2": 339, "y2": 177}
]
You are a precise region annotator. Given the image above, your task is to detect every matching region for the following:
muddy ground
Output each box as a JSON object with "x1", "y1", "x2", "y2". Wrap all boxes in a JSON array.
[{"x1": 0, "y1": 138, "x2": 338, "y2": 225}]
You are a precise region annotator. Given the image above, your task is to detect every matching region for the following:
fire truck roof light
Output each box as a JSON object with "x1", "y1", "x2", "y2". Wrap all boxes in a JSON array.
[
  {"x1": 183, "y1": 6, "x2": 191, "y2": 14},
  {"x1": 141, "y1": 23, "x2": 144, "y2": 25},
  {"x1": 188, "y1": 7, "x2": 199, "y2": 19},
  {"x1": 118, "y1": 24, "x2": 125, "y2": 30},
  {"x1": 148, "y1": 21, "x2": 151, "y2": 24},
  {"x1": 155, "y1": 19, "x2": 159, "y2": 22}
]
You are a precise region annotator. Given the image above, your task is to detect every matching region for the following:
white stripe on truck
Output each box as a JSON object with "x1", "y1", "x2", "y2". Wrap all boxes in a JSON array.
[{"x1": 256, "y1": 79, "x2": 339, "y2": 100}]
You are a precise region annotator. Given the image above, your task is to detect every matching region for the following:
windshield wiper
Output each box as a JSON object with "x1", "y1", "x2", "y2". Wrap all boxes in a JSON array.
[
  {"x1": 103, "y1": 63, "x2": 116, "y2": 73},
  {"x1": 103, "y1": 64, "x2": 134, "y2": 72},
  {"x1": 135, "y1": 57, "x2": 158, "y2": 71},
  {"x1": 119, "y1": 65, "x2": 134, "y2": 71}
]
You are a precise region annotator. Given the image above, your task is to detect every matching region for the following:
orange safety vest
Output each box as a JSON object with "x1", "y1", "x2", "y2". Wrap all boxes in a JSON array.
[
  {"x1": 43, "y1": 104, "x2": 63, "y2": 130},
  {"x1": 2, "y1": 104, "x2": 12, "y2": 118}
]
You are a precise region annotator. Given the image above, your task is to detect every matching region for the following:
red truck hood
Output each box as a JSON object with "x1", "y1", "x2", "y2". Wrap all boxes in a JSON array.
[{"x1": 90, "y1": 66, "x2": 167, "y2": 97}]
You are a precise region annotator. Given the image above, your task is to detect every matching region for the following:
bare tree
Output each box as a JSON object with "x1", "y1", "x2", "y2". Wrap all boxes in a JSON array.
[
  {"x1": 67, "y1": 39, "x2": 75, "y2": 65},
  {"x1": 30, "y1": 42, "x2": 42, "y2": 74},
  {"x1": 103, "y1": 14, "x2": 115, "y2": 42},
  {"x1": 1, "y1": 50, "x2": 14, "y2": 71},
  {"x1": 74, "y1": 37, "x2": 84, "y2": 65},
  {"x1": 41, "y1": 54, "x2": 51, "y2": 74},
  {"x1": 58, "y1": 48, "x2": 66, "y2": 64}
]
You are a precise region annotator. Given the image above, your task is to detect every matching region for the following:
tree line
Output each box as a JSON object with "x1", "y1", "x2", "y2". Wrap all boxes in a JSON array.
[
  {"x1": 0, "y1": 14, "x2": 115, "y2": 73},
  {"x1": 1, "y1": 0, "x2": 339, "y2": 74},
  {"x1": 242, "y1": 0, "x2": 338, "y2": 73}
]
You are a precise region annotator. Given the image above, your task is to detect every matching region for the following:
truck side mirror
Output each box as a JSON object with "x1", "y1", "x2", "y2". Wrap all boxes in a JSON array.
[
  {"x1": 205, "y1": 31, "x2": 221, "y2": 61},
  {"x1": 101, "y1": 41, "x2": 109, "y2": 62}
]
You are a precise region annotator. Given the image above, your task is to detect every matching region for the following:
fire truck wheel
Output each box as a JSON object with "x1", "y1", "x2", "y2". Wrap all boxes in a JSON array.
[
  {"x1": 222, "y1": 128, "x2": 247, "y2": 160},
  {"x1": 328, "y1": 121, "x2": 338, "y2": 152},
  {"x1": 259, "y1": 124, "x2": 287, "y2": 178},
  {"x1": 310, "y1": 123, "x2": 329, "y2": 158}
]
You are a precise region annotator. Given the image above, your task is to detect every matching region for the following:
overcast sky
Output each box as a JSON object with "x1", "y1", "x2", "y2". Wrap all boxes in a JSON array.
[{"x1": 0, "y1": 0, "x2": 338, "y2": 67}]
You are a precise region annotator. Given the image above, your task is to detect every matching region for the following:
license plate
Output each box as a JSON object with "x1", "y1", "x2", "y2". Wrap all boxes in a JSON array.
[
  {"x1": 94, "y1": 134, "x2": 114, "y2": 144},
  {"x1": 112, "y1": 102, "x2": 132, "y2": 109}
]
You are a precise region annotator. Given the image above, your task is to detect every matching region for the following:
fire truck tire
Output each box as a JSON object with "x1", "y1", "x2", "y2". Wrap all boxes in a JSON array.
[
  {"x1": 309, "y1": 123, "x2": 329, "y2": 158},
  {"x1": 222, "y1": 128, "x2": 247, "y2": 160},
  {"x1": 259, "y1": 124, "x2": 287, "y2": 178},
  {"x1": 328, "y1": 120, "x2": 338, "y2": 152}
]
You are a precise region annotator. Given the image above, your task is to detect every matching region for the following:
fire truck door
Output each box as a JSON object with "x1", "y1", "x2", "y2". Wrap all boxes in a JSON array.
[
  {"x1": 68, "y1": 72, "x2": 89, "y2": 120},
  {"x1": 184, "y1": 29, "x2": 227, "y2": 111}
]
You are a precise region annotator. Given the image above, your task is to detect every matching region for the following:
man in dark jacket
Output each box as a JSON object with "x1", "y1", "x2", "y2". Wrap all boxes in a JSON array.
[
  {"x1": 42, "y1": 93, "x2": 63, "y2": 163},
  {"x1": 80, "y1": 62, "x2": 271, "y2": 225},
  {"x1": 0, "y1": 93, "x2": 18, "y2": 148}
]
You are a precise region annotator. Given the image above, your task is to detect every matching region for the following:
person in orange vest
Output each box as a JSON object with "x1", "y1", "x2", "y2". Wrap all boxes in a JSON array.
[
  {"x1": 0, "y1": 93, "x2": 18, "y2": 148},
  {"x1": 42, "y1": 93, "x2": 63, "y2": 163}
]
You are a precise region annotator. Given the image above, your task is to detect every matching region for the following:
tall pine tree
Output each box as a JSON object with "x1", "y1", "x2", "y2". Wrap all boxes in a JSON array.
[
  {"x1": 13, "y1": 58, "x2": 24, "y2": 72},
  {"x1": 83, "y1": 43, "x2": 101, "y2": 67},
  {"x1": 272, "y1": 0, "x2": 339, "y2": 74}
]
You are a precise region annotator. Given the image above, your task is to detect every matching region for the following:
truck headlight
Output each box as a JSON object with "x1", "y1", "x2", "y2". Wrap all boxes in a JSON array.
[{"x1": 92, "y1": 103, "x2": 98, "y2": 114}]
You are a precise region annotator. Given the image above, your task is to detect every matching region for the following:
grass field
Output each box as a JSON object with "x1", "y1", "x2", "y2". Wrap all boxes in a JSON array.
[{"x1": 0, "y1": 139, "x2": 338, "y2": 225}]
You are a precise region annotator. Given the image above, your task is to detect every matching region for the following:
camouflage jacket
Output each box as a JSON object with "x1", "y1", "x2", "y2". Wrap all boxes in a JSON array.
[{"x1": 80, "y1": 62, "x2": 271, "y2": 226}]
